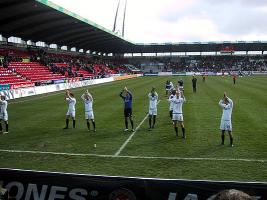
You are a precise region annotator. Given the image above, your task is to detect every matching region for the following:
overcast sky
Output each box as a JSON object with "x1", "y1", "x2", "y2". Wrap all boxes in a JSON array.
[{"x1": 51, "y1": 0, "x2": 267, "y2": 43}]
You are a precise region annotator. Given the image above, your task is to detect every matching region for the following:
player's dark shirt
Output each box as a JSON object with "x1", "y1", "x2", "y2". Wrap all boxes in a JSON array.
[
  {"x1": 120, "y1": 91, "x2": 133, "y2": 109},
  {"x1": 166, "y1": 83, "x2": 171, "y2": 89},
  {"x1": 192, "y1": 78, "x2": 197, "y2": 87},
  {"x1": 178, "y1": 80, "x2": 184, "y2": 86}
]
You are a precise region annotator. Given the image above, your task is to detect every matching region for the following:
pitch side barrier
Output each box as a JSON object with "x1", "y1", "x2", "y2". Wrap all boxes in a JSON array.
[
  {"x1": 0, "y1": 75, "x2": 141, "y2": 100},
  {"x1": 0, "y1": 168, "x2": 266, "y2": 200},
  {"x1": 144, "y1": 71, "x2": 267, "y2": 76}
]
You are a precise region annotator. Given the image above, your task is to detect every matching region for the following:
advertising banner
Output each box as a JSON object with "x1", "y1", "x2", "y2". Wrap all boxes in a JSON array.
[
  {"x1": 2, "y1": 77, "x2": 115, "y2": 100},
  {"x1": 53, "y1": 79, "x2": 65, "y2": 84},
  {"x1": 19, "y1": 87, "x2": 36, "y2": 97},
  {"x1": 0, "y1": 84, "x2": 10, "y2": 91},
  {"x1": 0, "y1": 169, "x2": 266, "y2": 200},
  {"x1": 143, "y1": 73, "x2": 158, "y2": 76},
  {"x1": 113, "y1": 75, "x2": 138, "y2": 81},
  {"x1": 172, "y1": 72, "x2": 186, "y2": 76},
  {"x1": 158, "y1": 72, "x2": 172, "y2": 76}
]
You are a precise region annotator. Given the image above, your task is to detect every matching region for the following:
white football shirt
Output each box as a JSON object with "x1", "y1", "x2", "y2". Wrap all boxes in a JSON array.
[
  {"x1": 219, "y1": 98, "x2": 233, "y2": 121},
  {"x1": 171, "y1": 96, "x2": 185, "y2": 114},
  {"x1": 0, "y1": 100, "x2": 8, "y2": 114},
  {"x1": 148, "y1": 92, "x2": 158, "y2": 110},
  {"x1": 81, "y1": 94, "x2": 93, "y2": 112},
  {"x1": 168, "y1": 94, "x2": 175, "y2": 111},
  {"x1": 66, "y1": 97, "x2": 76, "y2": 111}
]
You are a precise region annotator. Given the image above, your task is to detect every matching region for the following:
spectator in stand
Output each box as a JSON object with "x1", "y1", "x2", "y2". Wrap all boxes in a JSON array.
[
  {"x1": 3, "y1": 60, "x2": 8, "y2": 68},
  {"x1": 211, "y1": 189, "x2": 253, "y2": 200}
]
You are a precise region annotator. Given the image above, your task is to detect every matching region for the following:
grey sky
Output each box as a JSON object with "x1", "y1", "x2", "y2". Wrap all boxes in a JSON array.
[{"x1": 51, "y1": 0, "x2": 267, "y2": 43}]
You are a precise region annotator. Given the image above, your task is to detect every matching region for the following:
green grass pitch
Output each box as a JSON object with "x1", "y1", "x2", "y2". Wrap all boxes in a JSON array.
[{"x1": 0, "y1": 76, "x2": 266, "y2": 182}]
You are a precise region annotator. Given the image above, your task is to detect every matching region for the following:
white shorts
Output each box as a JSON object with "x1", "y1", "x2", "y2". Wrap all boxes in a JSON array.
[
  {"x1": 172, "y1": 113, "x2": 183, "y2": 121},
  {"x1": 220, "y1": 120, "x2": 232, "y2": 131},
  {"x1": 179, "y1": 86, "x2": 184, "y2": 91},
  {"x1": 149, "y1": 108, "x2": 157, "y2": 116},
  {"x1": 0, "y1": 112, "x2": 8, "y2": 121},
  {"x1": 85, "y1": 111, "x2": 94, "y2": 120},
  {"x1": 66, "y1": 110, "x2": 75, "y2": 118}
]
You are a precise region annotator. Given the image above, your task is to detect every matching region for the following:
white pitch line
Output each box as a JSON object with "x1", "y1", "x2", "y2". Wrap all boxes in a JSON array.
[
  {"x1": 0, "y1": 149, "x2": 266, "y2": 163},
  {"x1": 114, "y1": 100, "x2": 161, "y2": 157},
  {"x1": 117, "y1": 155, "x2": 267, "y2": 163},
  {"x1": 0, "y1": 149, "x2": 109, "y2": 158}
]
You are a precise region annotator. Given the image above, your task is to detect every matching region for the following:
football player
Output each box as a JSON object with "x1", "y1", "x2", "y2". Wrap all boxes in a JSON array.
[
  {"x1": 81, "y1": 90, "x2": 96, "y2": 132},
  {"x1": 148, "y1": 87, "x2": 158, "y2": 130},
  {"x1": 120, "y1": 87, "x2": 134, "y2": 132},
  {"x1": 0, "y1": 95, "x2": 8, "y2": 134},
  {"x1": 170, "y1": 89, "x2": 186, "y2": 138},
  {"x1": 63, "y1": 90, "x2": 76, "y2": 129},
  {"x1": 219, "y1": 92, "x2": 234, "y2": 147}
]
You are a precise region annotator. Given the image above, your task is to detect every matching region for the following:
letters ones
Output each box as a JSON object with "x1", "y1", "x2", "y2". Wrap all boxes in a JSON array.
[{"x1": 0, "y1": 181, "x2": 88, "y2": 200}]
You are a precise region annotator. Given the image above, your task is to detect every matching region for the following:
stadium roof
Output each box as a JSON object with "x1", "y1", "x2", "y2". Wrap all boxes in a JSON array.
[
  {"x1": 134, "y1": 41, "x2": 267, "y2": 53},
  {"x1": 0, "y1": 0, "x2": 135, "y2": 53},
  {"x1": 0, "y1": 0, "x2": 267, "y2": 54}
]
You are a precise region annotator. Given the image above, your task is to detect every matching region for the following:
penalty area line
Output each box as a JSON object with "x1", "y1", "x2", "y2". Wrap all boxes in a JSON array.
[
  {"x1": 114, "y1": 100, "x2": 161, "y2": 157},
  {"x1": 0, "y1": 149, "x2": 266, "y2": 163}
]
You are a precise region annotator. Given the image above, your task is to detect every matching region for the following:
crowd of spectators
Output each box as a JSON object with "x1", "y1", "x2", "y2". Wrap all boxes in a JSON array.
[
  {"x1": 3, "y1": 46, "x2": 267, "y2": 75},
  {"x1": 137, "y1": 55, "x2": 267, "y2": 73},
  {"x1": 0, "y1": 50, "x2": 24, "y2": 68},
  {"x1": 178, "y1": 55, "x2": 267, "y2": 72}
]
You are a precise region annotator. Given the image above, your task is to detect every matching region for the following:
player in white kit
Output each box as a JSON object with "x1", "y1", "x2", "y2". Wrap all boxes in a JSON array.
[
  {"x1": 219, "y1": 92, "x2": 234, "y2": 147},
  {"x1": 0, "y1": 95, "x2": 8, "y2": 134},
  {"x1": 170, "y1": 89, "x2": 186, "y2": 138},
  {"x1": 63, "y1": 90, "x2": 76, "y2": 129},
  {"x1": 165, "y1": 80, "x2": 174, "y2": 96},
  {"x1": 148, "y1": 88, "x2": 158, "y2": 130},
  {"x1": 81, "y1": 90, "x2": 96, "y2": 132},
  {"x1": 168, "y1": 90, "x2": 176, "y2": 119}
]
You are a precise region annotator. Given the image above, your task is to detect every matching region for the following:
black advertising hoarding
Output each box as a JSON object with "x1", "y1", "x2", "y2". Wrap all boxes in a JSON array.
[{"x1": 0, "y1": 168, "x2": 266, "y2": 200}]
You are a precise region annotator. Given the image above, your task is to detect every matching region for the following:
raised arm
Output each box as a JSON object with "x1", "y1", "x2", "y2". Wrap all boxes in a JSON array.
[
  {"x1": 65, "y1": 90, "x2": 70, "y2": 100},
  {"x1": 81, "y1": 93, "x2": 85, "y2": 101},
  {"x1": 180, "y1": 91, "x2": 186, "y2": 102},
  {"x1": 66, "y1": 92, "x2": 71, "y2": 99},
  {"x1": 87, "y1": 92, "x2": 93, "y2": 101},
  {"x1": 119, "y1": 90, "x2": 125, "y2": 99},
  {"x1": 155, "y1": 92, "x2": 159, "y2": 100},
  {"x1": 219, "y1": 99, "x2": 224, "y2": 108},
  {"x1": 127, "y1": 90, "x2": 132, "y2": 99},
  {"x1": 227, "y1": 97, "x2": 233, "y2": 108}
]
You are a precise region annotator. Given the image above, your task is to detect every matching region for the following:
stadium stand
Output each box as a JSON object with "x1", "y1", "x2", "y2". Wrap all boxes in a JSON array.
[
  {"x1": 8, "y1": 62, "x2": 65, "y2": 83},
  {"x1": 0, "y1": 66, "x2": 34, "y2": 89},
  {"x1": 136, "y1": 55, "x2": 267, "y2": 73},
  {"x1": 0, "y1": 1, "x2": 267, "y2": 199}
]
